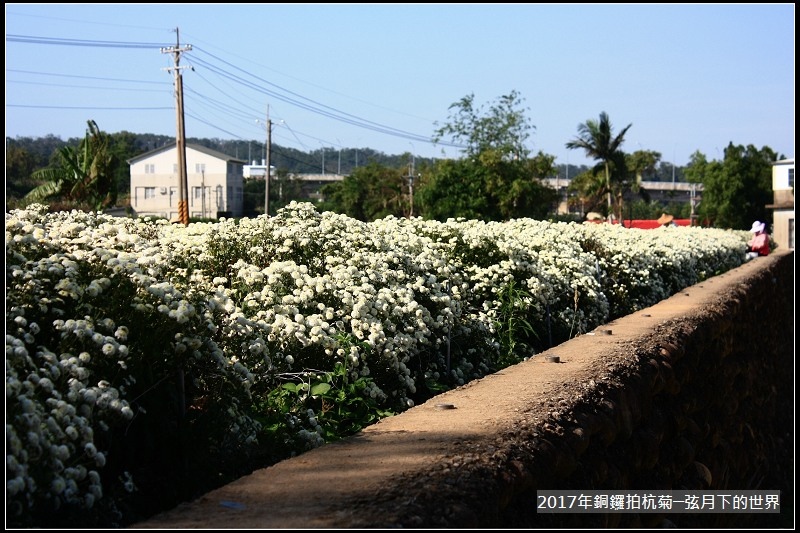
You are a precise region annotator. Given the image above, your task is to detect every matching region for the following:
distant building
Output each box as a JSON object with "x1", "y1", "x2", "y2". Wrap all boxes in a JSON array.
[
  {"x1": 293, "y1": 174, "x2": 345, "y2": 202},
  {"x1": 128, "y1": 144, "x2": 245, "y2": 220},
  {"x1": 766, "y1": 158, "x2": 794, "y2": 250},
  {"x1": 545, "y1": 178, "x2": 703, "y2": 216},
  {"x1": 244, "y1": 160, "x2": 275, "y2": 179}
]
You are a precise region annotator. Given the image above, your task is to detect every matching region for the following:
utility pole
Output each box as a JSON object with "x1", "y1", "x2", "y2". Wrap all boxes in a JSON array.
[
  {"x1": 201, "y1": 169, "x2": 205, "y2": 219},
  {"x1": 336, "y1": 138, "x2": 342, "y2": 175},
  {"x1": 672, "y1": 145, "x2": 676, "y2": 189},
  {"x1": 405, "y1": 148, "x2": 417, "y2": 218},
  {"x1": 161, "y1": 29, "x2": 192, "y2": 225},
  {"x1": 265, "y1": 106, "x2": 272, "y2": 217}
]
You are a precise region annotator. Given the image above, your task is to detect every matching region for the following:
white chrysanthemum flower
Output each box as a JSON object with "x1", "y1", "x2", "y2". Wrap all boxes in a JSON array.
[
  {"x1": 101, "y1": 343, "x2": 117, "y2": 356},
  {"x1": 64, "y1": 425, "x2": 79, "y2": 440},
  {"x1": 51, "y1": 476, "x2": 66, "y2": 495},
  {"x1": 84, "y1": 442, "x2": 98, "y2": 458},
  {"x1": 7, "y1": 476, "x2": 26, "y2": 496},
  {"x1": 114, "y1": 326, "x2": 129, "y2": 341}
]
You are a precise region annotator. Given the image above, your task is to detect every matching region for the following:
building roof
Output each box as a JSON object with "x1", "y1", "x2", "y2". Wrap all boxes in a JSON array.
[{"x1": 127, "y1": 143, "x2": 247, "y2": 165}]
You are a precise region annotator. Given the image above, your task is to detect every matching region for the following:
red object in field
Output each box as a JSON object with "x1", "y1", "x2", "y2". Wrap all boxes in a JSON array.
[{"x1": 619, "y1": 219, "x2": 692, "y2": 229}]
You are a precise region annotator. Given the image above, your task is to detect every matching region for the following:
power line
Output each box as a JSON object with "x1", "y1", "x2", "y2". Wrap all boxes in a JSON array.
[
  {"x1": 7, "y1": 104, "x2": 171, "y2": 110},
  {"x1": 7, "y1": 32, "x2": 468, "y2": 152},
  {"x1": 5, "y1": 34, "x2": 171, "y2": 48},
  {"x1": 190, "y1": 48, "x2": 454, "y2": 146},
  {"x1": 7, "y1": 68, "x2": 166, "y2": 85}
]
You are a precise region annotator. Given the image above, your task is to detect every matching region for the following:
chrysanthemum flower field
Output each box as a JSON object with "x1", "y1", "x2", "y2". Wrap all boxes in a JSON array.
[{"x1": 6, "y1": 201, "x2": 749, "y2": 526}]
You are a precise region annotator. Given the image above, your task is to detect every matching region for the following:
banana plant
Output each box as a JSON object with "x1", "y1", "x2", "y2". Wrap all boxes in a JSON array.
[{"x1": 24, "y1": 119, "x2": 117, "y2": 211}]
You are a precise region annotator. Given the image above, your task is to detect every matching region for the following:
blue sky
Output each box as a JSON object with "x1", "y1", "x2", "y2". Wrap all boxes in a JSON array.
[{"x1": 5, "y1": 3, "x2": 795, "y2": 168}]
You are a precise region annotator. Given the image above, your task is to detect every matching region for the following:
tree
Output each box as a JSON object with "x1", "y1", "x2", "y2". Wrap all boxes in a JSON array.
[
  {"x1": 108, "y1": 130, "x2": 147, "y2": 196},
  {"x1": 599, "y1": 148, "x2": 662, "y2": 223},
  {"x1": 492, "y1": 151, "x2": 559, "y2": 220},
  {"x1": 565, "y1": 112, "x2": 632, "y2": 218},
  {"x1": 566, "y1": 169, "x2": 606, "y2": 216},
  {"x1": 433, "y1": 90, "x2": 533, "y2": 160},
  {"x1": 685, "y1": 143, "x2": 778, "y2": 229},
  {"x1": 415, "y1": 158, "x2": 490, "y2": 221},
  {"x1": 318, "y1": 162, "x2": 406, "y2": 221},
  {"x1": 626, "y1": 149, "x2": 662, "y2": 186},
  {"x1": 270, "y1": 170, "x2": 307, "y2": 214},
  {"x1": 5, "y1": 145, "x2": 38, "y2": 208},
  {"x1": 23, "y1": 120, "x2": 117, "y2": 211},
  {"x1": 425, "y1": 91, "x2": 555, "y2": 221}
]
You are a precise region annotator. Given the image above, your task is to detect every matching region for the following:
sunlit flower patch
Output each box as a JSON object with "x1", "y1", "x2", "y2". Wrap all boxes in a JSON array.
[{"x1": 5, "y1": 201, "x2": 748, "y2": 526}]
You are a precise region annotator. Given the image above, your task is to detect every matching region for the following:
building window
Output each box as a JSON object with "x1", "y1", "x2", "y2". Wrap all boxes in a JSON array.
[
  {"x1": 144, "y1": 187, "x2": 156, "y2": 199},
  {"x1": 173, "y1": 164, "x2": 178, "y2": 173},
  {"x1": 145, "y1": 164, "x2": 155, "y2": 174},
  {"x1": 789, "y1": 168, "x2": 794, "y2": 189},
  {"x1": 196, "y1": 163, "x2": 206, "y2": 173}
]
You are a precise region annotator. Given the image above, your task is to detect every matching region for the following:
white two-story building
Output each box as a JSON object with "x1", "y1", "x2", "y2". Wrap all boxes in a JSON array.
[{"x1": 128, "y1": 144, "x2": 245, "y2": 220}]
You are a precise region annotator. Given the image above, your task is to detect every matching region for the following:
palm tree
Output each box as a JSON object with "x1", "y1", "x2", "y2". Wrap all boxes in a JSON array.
[
  {"x1": 565, "y1": 112, "x2": 632, "y2": 218},
  {"x1": 23, "y1": 120, "x2": 117, "y2": 211}
]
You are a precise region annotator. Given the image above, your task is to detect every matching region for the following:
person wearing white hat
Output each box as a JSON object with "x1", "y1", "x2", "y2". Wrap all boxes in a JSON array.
[{"x1": 745, "y1": 220, "x2": 770, "y2": 260}]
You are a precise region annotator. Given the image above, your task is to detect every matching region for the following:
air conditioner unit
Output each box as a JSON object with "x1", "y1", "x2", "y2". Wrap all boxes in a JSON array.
[{"x1": 160, "y1": 187, "x2": 167, "y2": 195}]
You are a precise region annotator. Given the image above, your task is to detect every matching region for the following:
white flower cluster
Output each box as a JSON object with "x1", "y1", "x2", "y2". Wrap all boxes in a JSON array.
[
  {"x1": 6, "y1": 309, "x2": 129, "y2": 516},
  {"x1": 6, "y1": 202, "x2": 749, "y2": 525}
]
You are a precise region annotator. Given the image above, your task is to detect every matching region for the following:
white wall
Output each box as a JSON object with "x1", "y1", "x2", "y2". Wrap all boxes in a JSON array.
[{"x1": 770, "y1": 159, "x2": 794, "y2": 250}]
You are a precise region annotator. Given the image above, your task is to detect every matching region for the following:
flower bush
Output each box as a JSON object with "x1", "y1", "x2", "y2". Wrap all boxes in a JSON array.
[{"x1": 6, "y1": 202, "x2": 749, "y2": 527}]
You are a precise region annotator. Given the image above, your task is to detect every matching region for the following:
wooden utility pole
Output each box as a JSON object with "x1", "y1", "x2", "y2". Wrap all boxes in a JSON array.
[
  {"x1": 405, "y1": 151, "x2": 417, "y2": 218},
  {"x1": 265, "y1": 106, "x2": 272, "y2": 217},
  {"x1": 161, "y1": 28, "x2": 192, "y2": 225}
]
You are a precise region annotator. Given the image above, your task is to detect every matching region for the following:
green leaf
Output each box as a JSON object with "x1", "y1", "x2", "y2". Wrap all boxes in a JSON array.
[{"x1": 310, "y1": 382, "x2": 331, "y2": 396}]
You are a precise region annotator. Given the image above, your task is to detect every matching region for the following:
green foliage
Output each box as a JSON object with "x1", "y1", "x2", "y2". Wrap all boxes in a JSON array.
[
  {"x1": 242, "y1": 170, "x2": 308, "y2": 217},
  {"x1": 318, "y1": 162, "x2": 406, "y2": 220},
  {"x1": 23, "y1": 120, "x2": 118, "y2": 211},
  {"x1": 567, "y1": 169, "x2": 607, "y2": 216},
  {"x1": 257, "y1": 362, "x2": 395, "y2": 452},
  {"x1": 419, "y1": 92, "x2": 557, "y2": 222},
  {"x1": 566, "y1": 111, "x2": 632, "y2": 220},
  {"x1": 416, "y1": 158, "x2": 490, "y2": 220},
  {"x1": 685, "y1": 143, "x2": 778, "y2": 229},
  {"x1": 492, "y1": 280, "x2": 538, "y2": 368},
  {"x1": 433, "y1": 90, "x2": 533, "y2": 160},
  {"x1": 5, "y1": 144, "x2": 39, "y2": 207},
  {"x1": 626, "y1": 149, "x2": 662, "y2": 185}
]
